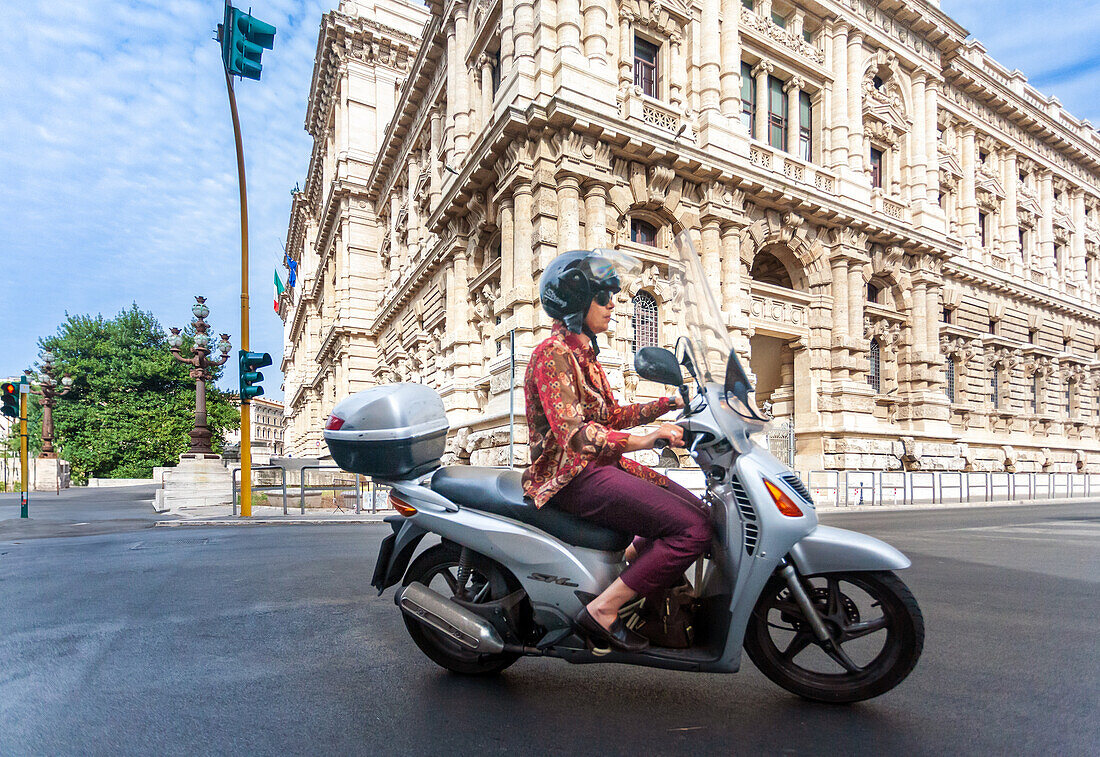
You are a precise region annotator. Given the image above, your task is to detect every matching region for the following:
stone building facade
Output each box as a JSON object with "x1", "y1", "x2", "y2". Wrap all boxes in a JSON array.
[
  {"x1": 280, "y1": 0, "x2": 1100, "y2": 474},
  {"x1": 225, "y1": 397, "x2": 285, "y2": 463}
]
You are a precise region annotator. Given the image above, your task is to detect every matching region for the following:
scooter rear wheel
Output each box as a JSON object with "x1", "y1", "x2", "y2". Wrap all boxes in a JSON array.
[
  {"x1": 401, "y1": 542, "x2": 523, "y2": 676},
  {"x1": 744, "y1": 570, "x2": 924, "y2": 703}
]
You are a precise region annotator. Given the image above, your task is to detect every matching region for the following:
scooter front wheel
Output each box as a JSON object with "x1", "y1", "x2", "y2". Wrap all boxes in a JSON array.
[{"x1": 744, "y1": 570, "x2": 924, "y2": 703}]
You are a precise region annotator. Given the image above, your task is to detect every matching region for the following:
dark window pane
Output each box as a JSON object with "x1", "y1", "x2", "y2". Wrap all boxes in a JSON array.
[
  {"x1": 870, "y1": 147, "x2": 883, "y2": 188},
  {"x1": 630, "y1": 218, "x2": 658, "y2": 246},
  {"x1": 799, "y1": 91, "x2": 812, "y2": 161},
  {"x1": 631, "y1": 291, "x2": 659, "y2": 354},
  {"x1": 767, "y1": 76, "x2": 786, "y2": 150},
  {"x1": 741, "y1": 62, "x2": 755, "y2": 138},
  {"x1": 946, "y1": 358, "x2": 956, "y2": 403},
  {"x1": 867, "y1": 339, "x2": 881, "y2": 393},
  {"x1": 634, "y1": 37, "x2": 659, "y2": 97}
]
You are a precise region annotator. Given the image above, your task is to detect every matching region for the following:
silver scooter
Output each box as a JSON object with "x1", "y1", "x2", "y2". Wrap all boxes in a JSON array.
[{"x1": 326, "y1": 236, "x2": 924, "y2": 703}]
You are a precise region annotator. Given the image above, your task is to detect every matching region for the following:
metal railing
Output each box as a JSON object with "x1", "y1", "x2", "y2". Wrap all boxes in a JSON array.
[
  {"x1": 805, "y1": 470, "x2": 1100, "y2": 508},
  {"x1": 232, "y1": 465, "x2": 385, "y2": 515}
]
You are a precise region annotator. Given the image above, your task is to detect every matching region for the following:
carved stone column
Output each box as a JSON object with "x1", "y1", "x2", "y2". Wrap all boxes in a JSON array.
[
  {"x1": 1002, "y1": 150, "x2": 1020, "y2": 262},
  {"x1": 583, "y1": 183, "x2": 608, "y2": 249},
  {"x1": 846, "y1": 28, "x2": 864, "y2": 174},
  {"x1": 514, "y1": 0, "x2": 535, "y2": 75},
  {"x1": 501, "y1": 0, "x2": 515, "y2": 72},
  {"x1": 500, "y1": 196, "x2": 515, "y2": 294},
  {"x1": 719, "y1": 0, "x2": 741, "y2": 119},
  {"x1": 480, "y1": 54, "x2": 494, "y2": 123},
  {"x1": 830, "y1": 21, "x2": 849, "y2": 171},
  {"x1": 784, "y1": 77, "x2": 803, "y2": 155},
  {"x1": 1038, "y1": 170, "x2": 1054, "y2": 277},
  {"x1": 444, "y1": 20, "x2": 457, "y2": 163},
  {"x1": 909, "y1": 71, "x2": 928, "y2": 202},
  {"x1": 912, "y1": 280, "x2": 928, "y2": 355},
  {"x1": 701, "y1": 218, "x2": 722, "y2": 292},
  {"x1": 830, "y1": 256, "x2": 849, "y2": 341},
  {"x1": 430, "y1": 111, "x2": 443, "y2": 208},
  {"x1": 454, "y1": 4, "x2": 471, "y2": 158},
  {"x1": 720, "y1": 223, "x2": 742, "y2": 319},
  {"x1": 700, "y1": 0, "x2": 721, "y2": 115},
  {"x1": 670, "y1": 34, "x2": 684, "y2": 111},
  {"x1": 559, "y1": 0, "x2": 583, "y2": 58},
  {"x1": 847, "y1": 260, "x2": 864, "y2": 340},
  {"x1": 924, "y1": 81, "x2": 940, "y2": 205},
  {"x1": 1072, "y1": 189, "x2": 1087, "y2": 286},
  {"x1": 407, "y1": 156, "x2": 420, "y2": 259},
  {"x1": 959, "y1": 125, "x2": 978, "y2": 246},
  {"x1": 617, "y1": 12, "x2": 632, "y2": 87},
  {"x1": 582, "y1": 0, "x2": 609, "y2": 69},
  {"x1": 557, "y1": 175, "x2": 582, "y2": 250},
  {"x1": 752, "y1": 60, "x2": 772, "y2": 144},
  {"x1": 513, "y1": 181, "x2": 534, "y2": 308}
]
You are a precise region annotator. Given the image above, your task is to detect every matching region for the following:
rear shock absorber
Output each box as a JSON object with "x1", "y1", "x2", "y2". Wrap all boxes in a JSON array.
[{"x1": 455, "y1": 547, "x2": 473, "y2": 600}]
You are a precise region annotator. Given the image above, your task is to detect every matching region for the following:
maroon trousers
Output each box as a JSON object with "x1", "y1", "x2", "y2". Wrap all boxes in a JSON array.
[{"x1": 549, "y1": 461, "x2": 712, "y2": 596}]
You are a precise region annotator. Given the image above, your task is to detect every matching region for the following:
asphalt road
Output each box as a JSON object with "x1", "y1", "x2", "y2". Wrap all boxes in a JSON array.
[{"x1": 1, "y1": 489, "x2": 1097, "y2": 756}]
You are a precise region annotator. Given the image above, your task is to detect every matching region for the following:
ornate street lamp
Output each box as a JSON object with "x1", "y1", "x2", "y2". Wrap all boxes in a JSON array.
[
  {"x1": 24, "y1": 351, "x2": 73, "y2": 459},
  {"x1": 169, "y1": 296, "x2": 232, "y2": 457}
]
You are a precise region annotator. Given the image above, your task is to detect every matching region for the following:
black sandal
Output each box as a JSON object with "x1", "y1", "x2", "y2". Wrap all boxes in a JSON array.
[{"x1": 574, "y1": 607, "x2": 650, "y2": 652}]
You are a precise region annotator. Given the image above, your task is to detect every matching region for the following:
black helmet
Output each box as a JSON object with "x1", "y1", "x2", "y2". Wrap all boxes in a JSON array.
[{"x1": 539, "y1": 250, "x2": 623, "y2": 334}]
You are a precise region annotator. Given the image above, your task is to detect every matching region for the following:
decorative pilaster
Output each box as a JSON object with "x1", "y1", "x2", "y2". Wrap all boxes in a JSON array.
[
  {"x1": 720, "y1": 223, "x2": 742, "y2": 318},
  {"x1": 909, "y1": 71, "x2": 928, "y2": 203},
  {"x1": 1039, "y1": 170, "x2": 1055, "y2": 278},
  {"x1": 924, "y1": 81, "x2": 940, "y2": 205}
]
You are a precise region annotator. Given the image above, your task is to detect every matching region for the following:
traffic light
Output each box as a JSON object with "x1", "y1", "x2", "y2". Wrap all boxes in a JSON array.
[
  {"x1": 239, "y1": 350, "x2": 272, "y2": 399},
  {"x1": 219, "y1": 4, "x2": 276, "y2": 81},
  {"x1": 1, "y1": 382, "x2": 17, "y2": 418}
]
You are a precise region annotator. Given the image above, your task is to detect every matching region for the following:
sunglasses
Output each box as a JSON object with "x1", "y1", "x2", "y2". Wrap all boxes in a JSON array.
[{"x1": 593, "y1": 289, "x2": 616, "y2": 307}]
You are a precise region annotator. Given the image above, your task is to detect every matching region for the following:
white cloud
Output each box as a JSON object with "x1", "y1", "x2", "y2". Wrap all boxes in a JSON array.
[{"x1": 0, "y1": 0, "x2": 335, "y2": 397}]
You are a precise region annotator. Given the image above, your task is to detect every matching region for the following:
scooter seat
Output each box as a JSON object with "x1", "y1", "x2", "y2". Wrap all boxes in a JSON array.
[{"x1": 430, "y1": 466, "x2": 633, "y2": 552}]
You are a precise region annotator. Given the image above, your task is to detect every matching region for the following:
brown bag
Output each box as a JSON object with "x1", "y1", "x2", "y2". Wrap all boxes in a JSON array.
[{"x1": 626, "y1": 579, "x2": 696, "y2": 649}]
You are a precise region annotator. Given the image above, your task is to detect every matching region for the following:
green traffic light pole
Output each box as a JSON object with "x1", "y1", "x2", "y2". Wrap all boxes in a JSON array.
[{"x1": 219, "y1": 2, "x2": 274, "y2": 516}]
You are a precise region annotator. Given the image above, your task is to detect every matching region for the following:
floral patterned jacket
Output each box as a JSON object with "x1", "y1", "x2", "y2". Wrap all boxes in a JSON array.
[{"x1": 522, "y1": 322, "x2": 676, "y2": 508}]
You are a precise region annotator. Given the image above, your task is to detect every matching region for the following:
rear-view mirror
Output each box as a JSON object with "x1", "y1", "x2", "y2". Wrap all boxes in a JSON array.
[{"x1": 634, "y1": 347, "x2": 684, "y2": 387}]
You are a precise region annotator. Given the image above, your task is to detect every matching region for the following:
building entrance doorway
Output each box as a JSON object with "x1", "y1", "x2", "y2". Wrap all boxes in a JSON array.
[{"x1": 750, "y1": 334, "x2": 796, "y2": 466}]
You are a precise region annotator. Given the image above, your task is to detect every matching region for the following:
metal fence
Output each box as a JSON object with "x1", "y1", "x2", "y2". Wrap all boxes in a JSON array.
[
  {"x1": 766, "y1": 419, "x2": 795, "y2": 468},
  {"x1": 805, "y1": 470, "x2": 1100, "y2": 508},
  {"x1": 232, "y1": 465, "x2": 388, "y2": 515}
]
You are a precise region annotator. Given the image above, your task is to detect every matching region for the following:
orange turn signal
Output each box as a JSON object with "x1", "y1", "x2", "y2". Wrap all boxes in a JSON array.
[
  {"x1": 763, "y1": 479, "x2": 804, "y2": 518},
  {"x1": 389, "y1": 491, "x2": 418, "y2": 517}
]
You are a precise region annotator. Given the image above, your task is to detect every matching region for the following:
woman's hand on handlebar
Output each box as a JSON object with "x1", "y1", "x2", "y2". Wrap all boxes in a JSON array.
[{"x1": 624, "y1": 423, "x2": 683, "y2": 452}]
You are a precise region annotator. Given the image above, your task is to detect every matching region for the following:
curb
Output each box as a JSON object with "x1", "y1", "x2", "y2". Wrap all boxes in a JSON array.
[
  {"x1": 154, "y1": 518, "x2": 386, "y2": 527},
  {"x1": 817, "y1": 496, "x2": 1097, "y2": 515}
]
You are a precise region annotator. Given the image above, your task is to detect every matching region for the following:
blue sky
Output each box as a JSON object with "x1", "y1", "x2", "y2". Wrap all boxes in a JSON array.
[{"x1": 1, "y1": 1, "x2": 1098, "y2": 399}]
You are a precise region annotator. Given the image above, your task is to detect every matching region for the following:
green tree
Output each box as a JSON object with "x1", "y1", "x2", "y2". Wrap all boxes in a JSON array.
[{"x1": 10, "y1": 305, "x2": 239, "y2": 483}]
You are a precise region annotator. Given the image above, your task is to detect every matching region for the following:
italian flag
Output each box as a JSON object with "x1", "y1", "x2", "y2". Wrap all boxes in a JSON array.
[{"x1": 274, "y1": 270, "x2": 285, "y2": 313}]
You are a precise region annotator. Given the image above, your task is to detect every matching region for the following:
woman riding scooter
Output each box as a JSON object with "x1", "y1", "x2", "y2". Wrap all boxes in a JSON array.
[{"x1": 522, "y1": 249, "x2": 713, "y2": 653}]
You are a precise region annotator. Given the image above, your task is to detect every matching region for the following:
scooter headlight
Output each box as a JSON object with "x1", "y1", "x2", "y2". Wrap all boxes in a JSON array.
[{"x1": 763, "y1": 478, "x2": 804, "y2": 518}]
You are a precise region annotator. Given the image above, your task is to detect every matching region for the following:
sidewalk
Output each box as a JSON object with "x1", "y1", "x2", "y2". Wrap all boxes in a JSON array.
[{"x1": 154, "y1": 503, "x2": 393, "y2": 527}]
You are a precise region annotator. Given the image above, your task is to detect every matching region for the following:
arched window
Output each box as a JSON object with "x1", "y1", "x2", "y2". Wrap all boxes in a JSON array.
[
  {"x1": 630, "y1": 218, "x2": 658, "y2": 246},
  {"x1": 750, "y1": 250, "x2": 794, "y2": 289},
  {"x1": 867, "y1": 339, "x2": 881, "y2": 393},
  {"x1": 631, "y1": 291, "x2": 659, "y2": 354},
  {"x1": 946, "y1": 356, "x2": 956, "y2": 403}
]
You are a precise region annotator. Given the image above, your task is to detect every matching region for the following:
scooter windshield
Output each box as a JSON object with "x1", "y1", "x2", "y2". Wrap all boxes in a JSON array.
[{"x1": 667, "y1": 232, "x2": 769, "y2": 443}]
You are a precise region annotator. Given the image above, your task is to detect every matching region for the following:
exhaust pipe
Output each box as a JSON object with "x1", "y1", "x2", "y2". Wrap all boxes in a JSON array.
[{"x1": 398, "y1": 582, "x2": 505, "y2": 654}]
